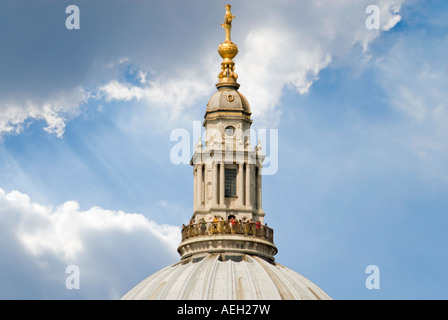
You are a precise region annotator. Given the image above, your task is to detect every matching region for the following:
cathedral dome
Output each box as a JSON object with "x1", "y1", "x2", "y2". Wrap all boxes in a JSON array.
[
  {"x1": 121, "y1": 253, "x2": 332, "y2": 300},
  {"x1": 121, "y1": 5, "x2": 333, "y2": 302},
  {"x1": 206, "y1": 88, "x2": 251, "y2": 114}
]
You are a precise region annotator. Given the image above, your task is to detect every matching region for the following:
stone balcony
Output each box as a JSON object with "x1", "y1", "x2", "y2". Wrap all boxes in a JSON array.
[
  {"x1": 181, "y1": 221, "x2": 274, "y2": 243},
  {"x1": 178, "y1": 221, "x2": 277, "y2": 262}
]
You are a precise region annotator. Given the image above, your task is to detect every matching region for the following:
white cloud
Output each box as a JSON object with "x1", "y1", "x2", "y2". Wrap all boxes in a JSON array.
[
  {"x1": 371, "y1": 27, "x2": 448, "y2": 184},
  {"x1": 95, "y1": 0, "x2": 405, "y2": 130},
  {"x1": 105, "y1": 57, "x2": 130, "y2": 69},
  {"x1": 0, "y1": 187, "x2": 180, "y2": 299},
  {"x1": 0, "y1": 88, "x2": 89, "y2": 138},
  {"x1": 100, "y1": 80, "x2": 144, "y2": 102},
  {"x1": 234, "y1": 0, "x2": 405, "y2": 127},
  {"x1": 97, "y1": 71, "x2": 212, "y2": 126},
  {"x1": 237, "y1": 28, "x2": 332, "y2": 127},
  {"x1": 0, "y1": 1, "x2": 405, "y2": 137},
  {"x1": 379, "y1": 0, "x2": 404, "y2": 31}
]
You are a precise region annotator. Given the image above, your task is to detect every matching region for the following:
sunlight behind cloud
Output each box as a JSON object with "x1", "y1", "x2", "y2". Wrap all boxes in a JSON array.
[
  {"x1": 0, "y1": 187, "x2": 180, "y2": 298},
  {"x1": 0, "y1": 0, "x2": 406, "y2": 138}
]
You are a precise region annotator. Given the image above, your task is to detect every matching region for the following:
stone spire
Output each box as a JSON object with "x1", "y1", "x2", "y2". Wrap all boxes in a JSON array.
[
  {"x1": 177, "y1": 4, "x2": 276, "y2": 263},
  {"x1": 217, "y1": 4, "x2": 240, "y2": 89}
]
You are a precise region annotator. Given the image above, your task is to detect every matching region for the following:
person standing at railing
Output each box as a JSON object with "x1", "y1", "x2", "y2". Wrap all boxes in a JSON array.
[
  {"x1": 200, "y1": 218, "x2": 206, "y2": 235},
  {"x1": 218, "y1": 217, "x2": 224, "y2": 233},
  {"x1": 246, "y1": 219, "x2": 252, "y2": 235},
  {"x1": 230, "y1": 217, "x2": 236, "y2": 234},
  {"x1": 242, "y1": 218, "x2": 248, "y2": 235},
  {"x1": 255, "y1": 221, "x2": 261, "y2": 236},
  {"x1": 212, "y1": 216, "x2": 219, "y2": 233},
  {"x1": 207, "y1": 217, "x2": 213, "y2": 234}
]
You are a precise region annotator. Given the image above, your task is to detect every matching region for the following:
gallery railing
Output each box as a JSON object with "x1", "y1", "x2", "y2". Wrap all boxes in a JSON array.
[{"x1": 181, "y1": 221, "x2": 274, "y2": 243}]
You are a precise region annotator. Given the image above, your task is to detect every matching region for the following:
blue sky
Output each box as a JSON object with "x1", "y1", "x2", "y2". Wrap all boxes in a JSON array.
[{"x1": 0, "y1": 0, "x2": 447, "y2": 299}]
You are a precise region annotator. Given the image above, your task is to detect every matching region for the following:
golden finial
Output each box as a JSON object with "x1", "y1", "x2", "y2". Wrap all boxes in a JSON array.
[
  {"x1": 217, "y1": 4, "x2": 239, "y2": 89},
  {"x1": 221, "y1": 4, "x2": 235, "y2": 43}
]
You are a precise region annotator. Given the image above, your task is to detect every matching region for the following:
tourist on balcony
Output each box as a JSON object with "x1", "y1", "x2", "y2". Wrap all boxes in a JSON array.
[
  {"x1": 207, "y1": 217, "x2": 213, "y2": 234},
  {"x1": 230, "y1": 216, "x2": 236, "y2": 234},
  {"x1": 200, "y1": 218, "x2": 206, "y2": 234}
]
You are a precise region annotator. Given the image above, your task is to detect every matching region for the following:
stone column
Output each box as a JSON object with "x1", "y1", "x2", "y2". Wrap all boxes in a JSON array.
[
  {"x1": 212, "y1": 162, "x2": 218, "y2": 206},
  {"x1": 193, "y1": 166, "x2": 197, "y2": 210},
  {"x1": 196, "y1": 164, "x2": 203, "y2": 208},
  {"x1": 256, "y1": 166, "x2": 262, "y2": 212},
  {"x1": 238, "y1": 163, "x2": 244, "y2": 206},
  {"x1": 219, "y1": 163, "x2": 225, "y2": 206},
  {"x1": 245, "y1": 163, "x2": 251, "y2": 208}
]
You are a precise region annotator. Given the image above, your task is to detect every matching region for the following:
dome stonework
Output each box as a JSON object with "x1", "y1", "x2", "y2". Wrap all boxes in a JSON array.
[
  {"x1": 121, "y1": 254, "x2": 331, "y2": 300},
  {"x1": 206, "y1": 88, "x2": 251, "y2": 114},
  {"x1": 204, "y1": 88, "x2": 251, "y2": 125}
]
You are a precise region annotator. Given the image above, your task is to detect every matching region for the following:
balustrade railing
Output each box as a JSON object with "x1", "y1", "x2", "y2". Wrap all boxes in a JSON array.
[{"x1": 181, "y1": 221, "x2": 274, "y2": 243}]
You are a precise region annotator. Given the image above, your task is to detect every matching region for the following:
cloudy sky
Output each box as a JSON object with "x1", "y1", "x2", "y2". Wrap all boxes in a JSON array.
[{"x1": 0, "y1": 0, "x2": 447, "y2": 300}]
